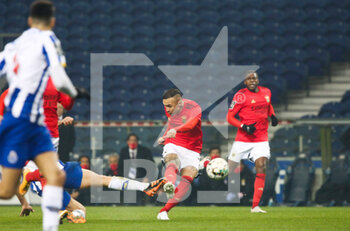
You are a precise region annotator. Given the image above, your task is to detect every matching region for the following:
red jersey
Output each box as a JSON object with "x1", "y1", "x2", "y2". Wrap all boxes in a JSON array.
[
  {"x1": 44, "y1": 77, "x2": 74, "y2": 138},
  {"x1": 164, "y1": 98, "x2": 203, "y2": 153},
  {"x1": 228, "y1": 86, "x2": 274, "y2": 142},
  {"x1": 0, "y1": 89, "x2": 9, "y2": 116}
]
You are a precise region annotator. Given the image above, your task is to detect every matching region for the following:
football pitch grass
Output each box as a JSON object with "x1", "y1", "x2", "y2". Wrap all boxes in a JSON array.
[{"x1": 0, "y1": 206, "x2": 349, "y2": 231}]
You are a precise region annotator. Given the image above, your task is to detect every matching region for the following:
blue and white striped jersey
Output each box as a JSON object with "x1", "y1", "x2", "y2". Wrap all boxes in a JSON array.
[{"x1": 0, "y1": 28, "x2": 75, "y2": 125}]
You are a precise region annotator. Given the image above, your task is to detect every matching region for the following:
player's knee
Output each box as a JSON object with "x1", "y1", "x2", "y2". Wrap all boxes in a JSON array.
[
  {"x1": 255, "y1": 161, "x2": 266, "y2": 173},
  {"x1": 165, "y1": 158, "x2": 180, "y2": 168},
  {"x1": 0, "y1": 187, "x2": 16, "y2": 199},
  {"x1": 57, "y1": 169, "x2": 66, "y2": 185},
  {"x1": 46, "y1": 169, "x2": 66, "y2": 186}
]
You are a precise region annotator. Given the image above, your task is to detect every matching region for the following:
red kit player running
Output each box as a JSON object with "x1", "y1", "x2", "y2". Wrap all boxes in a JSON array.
[
  {"x1": 227, "y1": 71, "x2": 278, "y2": 213},
  {"x1": 157, "y1": 89, "x2": 202, "y2": 220}
]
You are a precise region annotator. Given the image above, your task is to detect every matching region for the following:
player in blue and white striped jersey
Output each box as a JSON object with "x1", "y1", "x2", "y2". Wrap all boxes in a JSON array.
[{"x1": 0, "y1": 1, "x2": 77, "y2": 231}]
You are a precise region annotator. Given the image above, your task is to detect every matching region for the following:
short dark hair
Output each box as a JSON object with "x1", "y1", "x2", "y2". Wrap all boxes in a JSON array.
[
  {"x1": 79, "y1": 155, "x2": 90, "y2": 163},
  {"x1": 162, "y1": 88, "x2": 183, "y2": 100},
  {"x1": 209, "y1": 147, "x2": 221, "y2": 154},
  {"x1": 30, "y1": 0, "x2": 55, "y2": 25},
  {"x1": 126, "y1": 133, "x2": 139, "y2": 141}
]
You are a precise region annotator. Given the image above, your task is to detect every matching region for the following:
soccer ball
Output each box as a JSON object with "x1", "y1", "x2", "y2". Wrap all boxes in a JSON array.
[{"x1": 206, "y1": 158, "x2": 229, "y2": 180}]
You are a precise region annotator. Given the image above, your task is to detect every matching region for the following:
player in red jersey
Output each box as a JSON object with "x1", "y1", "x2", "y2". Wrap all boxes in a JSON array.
[
  {"x1": 157, "y1": 88, "x2": 202, "y2": 220},
  {"x1": 43, "y1": 77, "x2": 75, "y2": 149},
  {"x1": 0, "y1": 77, "x2": 75, "y2": 138},
  {"x1": 226, "y1": 71, "x2": 278, "y2": 213}
]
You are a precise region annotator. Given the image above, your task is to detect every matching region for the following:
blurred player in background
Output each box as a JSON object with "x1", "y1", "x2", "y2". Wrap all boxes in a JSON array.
[
  {"x1": 157, "y1": 88, "x2": 202, "y2": 220},
  {"x1": 0, "y1": 1, "x2": 78, "y2": 230},
  {"x1": 226, "y1": 71, "x2": 278, "y2": 213}
]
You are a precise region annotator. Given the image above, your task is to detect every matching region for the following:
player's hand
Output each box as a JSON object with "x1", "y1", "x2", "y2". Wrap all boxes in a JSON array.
[
  {"x1": 157, "y1": 137, "x2": 165, "y2": 145},
  {"x1": 165, "y1": 129, "x2": 176, "y2": 138},
  {"x1": 241, "y1": 123, "x2": 256, "y2": 134},
  {"x1": 271, "y1": 115, "x2": 278, "y2": 126},
  {"x1": 60, "y1": 116, "x2": 74, "y2": 126},
  {"x1": 20, "y1": 204, "x2": 34, "y2": 216}
]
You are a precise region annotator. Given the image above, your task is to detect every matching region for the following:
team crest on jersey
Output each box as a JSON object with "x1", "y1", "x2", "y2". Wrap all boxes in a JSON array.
[
  {"x1": 251, "y1": 99, "x2": 256, "y2": 104},
  {"x1": 265, "y1": 96, "x2": 270, "y2": 103},
  {"x1": 182, "y1": 115, "x2": 187, "y2": 123},
  {"x1": 8, "y1": 150, "x2": 18, "y2": 164}
]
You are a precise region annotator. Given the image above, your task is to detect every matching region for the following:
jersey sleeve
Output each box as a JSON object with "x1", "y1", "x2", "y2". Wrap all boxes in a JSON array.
[
  {"x1": 0, "y1": 89, "x2": 8, "y2": 116},
  {"x1": 43, "y1": 36, "x2": 77, "y2": 98},
  {"x1": 58, "y1": 92, "x2": 74, "y2": 111},
  {"x1": 0, "y1": 52, "x2": 6, "y2": 76},
  {"x1": 267, "y1": 89, "x2": 275, "y2": 116},
  {"x1": 227, "y1": 94, "x2": 244, "y2": 128}
]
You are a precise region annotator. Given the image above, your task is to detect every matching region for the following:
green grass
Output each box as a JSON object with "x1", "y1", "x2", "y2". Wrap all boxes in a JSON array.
[{"x1": 0, "y1": 206, "x2": 349, "y2": 231}]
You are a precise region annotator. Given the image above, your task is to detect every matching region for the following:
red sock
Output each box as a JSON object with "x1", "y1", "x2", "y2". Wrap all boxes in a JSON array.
[
  {"x1": 25, "y1": 169, "x2": 41, "y2": 182},
  {"x1": 164, "y1": 163, "x2": 178, "y2": 185},
  {"x1": 160, "y1": 175, "x2": 193, "y2": 213},
  {"x1": 252, "y1": 173, "x2": 266, "y2": 208}
]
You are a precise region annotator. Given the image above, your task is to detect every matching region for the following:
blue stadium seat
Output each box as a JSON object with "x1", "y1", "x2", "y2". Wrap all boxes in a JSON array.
[
  {"x1": 132, "y1": 0, "x2": 155, "y2": 15},
  {"x1": 110, "y1": 0, "x2": 133, "y2": 14},
  {"x1": 131, "y1": 24, "x2": 154, "y2": 38},
  {"x1": 340, "y1": 102, "x2": 350, "y2": 115},
  {"x1": 91, "y1": 1, "x2": 112, "y2": 14},
  {"x1": 341, "y1": 91, "x2": 350, "y2": 103},
  {"x1": 176, "y1": 24, "x2": 199, "y2": 37},
  {"x1": 110, "y1": 37, "x2": 133, "y2": 51},
  {"x1": 110, "y1": 25, "x2": 132, "y2": 38},
  {"x1": 263, "y1": 9, "x2": 286, "y2": 23},
  {"x1": 283, "y1": 35, "x2": 307, "y2": 52},
  {"x1": 69, "y1": 13, "x2": 90, "y2": 26},
  {"x1": 175, "y1": 11, "x2": 199, "y2": 24},
  {"x1": 153, "y1": 49, "x2": 178, "y2": 65},
  {"x1": 132, "y1": 13, "x2": 155, "y2": 26},
  {"x1": 283, "y1": 22, "x2": 308, "y2": 37},
  {"x1": 260, "y1": 0, "x2": 285, "y2": 11},
  {"x1": 69, "y1": 2, "x2": 90, "y2": 14},
  {"x1": 282, "y1": 62, "x2": 308, "y2": 89},
  {"x1": 326, "y1": 34, "x2": 350, "y2": 61},
  {"x1": 90, "y1": 15, "x2": 112, "y2": 28},
  {"x1": 176, "y1": 35, "x2": 199, "y2": 50},
  {"x1": 241, "y1": 9, "x2": 264, "y2": 23},
  {"x1": 155, "y1": 24, "x2": 177, "y2": 38},
  {"x1": 219, "y1": 10, "x2": 243, "y2": 25},
  {"x1": 154, "y1": 11, "x2": 177, "y2": 25},
  {"x1": 197, "y1": 10, "x2": 220, "y2": 24},
  {"x1": 282, "y1": 8, "x2": 307, "y2": 22},
  {"x1": 111, "y1": 13, "x2": 133, "y2": 25},
  {"x1": 273, "y1": 127, "x2": 299, "y2": 140},
  {"x1": 67, "y1": 26, "x2": 90, "y2": 40},
  {"x1": 263, "y1": 22, "x2": 288, "y2": 36},
  {"x1": 241, "y1": 22, "x2": 265, "y2": 36},
  {"x1": 304, "y1": 50, "x2": 329, "y2": 76}
]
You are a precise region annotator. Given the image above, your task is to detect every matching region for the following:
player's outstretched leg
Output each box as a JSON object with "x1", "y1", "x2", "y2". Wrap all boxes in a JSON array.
[
  {"x1": 35, "y1": 152, "x2": 66, "y2": 231},
  {"x1": 80, "y1": 169, "x2": 165, "y2": 197},
  {"x1": 61, "y1": 192, "x2": 86, "y2": 224},
  {"x1": 251, "y1": 157, "x2": 267, "y2": 213}
]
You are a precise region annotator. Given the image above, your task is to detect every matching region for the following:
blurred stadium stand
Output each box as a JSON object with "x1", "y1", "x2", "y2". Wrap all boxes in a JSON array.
[{"x1": 1, "y1": 0, "x2": 350, "y2": 121}]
